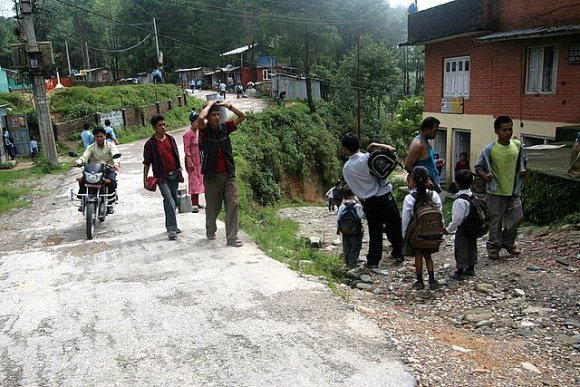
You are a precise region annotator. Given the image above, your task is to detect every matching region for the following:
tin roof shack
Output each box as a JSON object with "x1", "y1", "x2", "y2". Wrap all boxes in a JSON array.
[
  {"x1": 271, "y1": 73, "x2": 321, "y2": 100},
  {"x1": 74, "y1": 68, "x2": 113, "y2": 83},
  {"x1": 175, "y1": 67, "x2": 204, "y2": 89},
  {"x1": 403, "y1": 0, "x2": 580, "y2": 186}
]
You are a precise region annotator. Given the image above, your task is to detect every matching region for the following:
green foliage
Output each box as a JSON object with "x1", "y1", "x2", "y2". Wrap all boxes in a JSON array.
[
  {"x1": 235, "y1": 105, "x2": 341, "y2": 205},
  {"x1": 522, "y1": 170, "x2": 580, "y2": 225},
  {"x1": 50, "y1": 85, "x2": 182, "y2": 119},
  {"x1": 381, "y1": 96, "x2": 424, "y2": 158}
]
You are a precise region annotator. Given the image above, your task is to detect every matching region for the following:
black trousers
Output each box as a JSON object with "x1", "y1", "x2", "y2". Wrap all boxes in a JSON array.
[{"x1": 362, "y1": 192, "x2": 403, "y2": 266}]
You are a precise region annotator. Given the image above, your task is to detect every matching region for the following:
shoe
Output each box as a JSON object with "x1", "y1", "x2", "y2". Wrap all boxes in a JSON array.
[
  {"x1": 413, "y1": 280, "x2": 425, "y2": 290},
  {"x1": 207, "y1": 233, "x2": 216, "y2": 240},
  {"x1": 453, "y1": 270, "x2": 466, "y2": 281},
  {"x1": 78, "y1": 207, "x2": 83, "y2": 212},
  {"x1": 364, "y1": 263, "x2": 378, "y2": 269},
  {"x1": 168, "y1": 231, "x2": 177, "y2": 240},
  {"x1": 465, "y1": 267, "x2": 475, "y2": 276},
  {"x1": 488, "y1": 252, "x2": 499, "y2": 260},
  {"x1": 197, "y1": 204, "x2": 205, "y2": 209},
  {"x1": 107, "y1": 207, "x2": 114, "y2": 215},
  {"x1": 504, "y1": 246, "x2": 521, "y2": 255},
  {"x1": 227, "y1": 239, "x2": 243, "y2": 247},
  {"x1": 191, "y1": 206, "x2": 199, "y2": 213},
  {"x1": 176, "y1": 228, "x2": 182, "y2": 234},
  {"x1": 429, "y1": 279, "x2": 440, "y2": 290}
]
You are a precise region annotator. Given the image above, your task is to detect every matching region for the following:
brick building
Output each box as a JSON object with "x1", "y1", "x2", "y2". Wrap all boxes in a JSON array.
[{"x1": 404, "y1": 0, "x2": 580, "y2": 184}]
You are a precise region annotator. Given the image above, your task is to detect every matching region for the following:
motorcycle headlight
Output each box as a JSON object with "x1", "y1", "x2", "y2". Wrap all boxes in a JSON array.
[{"x1": 85, "y1": 172, "x2": 103, "y2": 184}]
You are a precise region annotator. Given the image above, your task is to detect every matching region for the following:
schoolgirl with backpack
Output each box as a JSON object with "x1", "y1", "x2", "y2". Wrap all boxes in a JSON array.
[
  {"x1": 336, "y1": 184, "x2": 365, "y2": 268},
  {"x1": 401, "y1": 166, "x2": 444, "y2": 290}
]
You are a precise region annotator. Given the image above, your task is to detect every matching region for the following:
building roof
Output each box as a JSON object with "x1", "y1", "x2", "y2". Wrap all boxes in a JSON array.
[
  {"x1": 221, "y1": 44, "x2": 270, "y2": 56},
  {"x1": 203, "y1": 67, "x2": 241, "y2": 76},
  {"x1": 475, "y1": 24, "x2": 580, "y2": 42},
  {"x1": 174, "y1": 67, "x2": 202, "y2": 72}
]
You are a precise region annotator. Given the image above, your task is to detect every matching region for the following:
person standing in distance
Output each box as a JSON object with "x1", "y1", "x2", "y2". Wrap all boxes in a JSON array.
[
  {"x1": 404, "y1": 117, "x2": 445, "y2": 192},
  {"x1": 197, "y1": 99, "x2": 246, "y2": 247},
  {"x1": 474, "y1": 115, "x2": 527, "y2": 260},
  {"x1": 341, "y1": 132, "x2": 404, "y2": 267},
  {"x1": 143, "y1": 114, "x2": 184, "y2": 241}
]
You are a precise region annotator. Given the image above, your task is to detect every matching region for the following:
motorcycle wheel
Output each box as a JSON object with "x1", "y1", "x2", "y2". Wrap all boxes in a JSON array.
[
  {"x1": 98, "y1": 202, "x2": 106, "y2": 222},
  {"x1": 86, "y1": 204, "x2": 96, "y2": 239}
]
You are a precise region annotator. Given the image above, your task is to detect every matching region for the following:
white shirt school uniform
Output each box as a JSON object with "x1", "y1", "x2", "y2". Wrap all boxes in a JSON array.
[
  {"x1": 401, "y1": 188, "x2": 443, "y2": 238},
  {"x1": 446, "y1": 188, "x2": 472, "y2": 234}
]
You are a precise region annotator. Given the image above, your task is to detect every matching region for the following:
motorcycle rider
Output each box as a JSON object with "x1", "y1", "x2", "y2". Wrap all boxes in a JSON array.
[{"x1": 76, "y1": 126, "x2": 120, "y2": 214}]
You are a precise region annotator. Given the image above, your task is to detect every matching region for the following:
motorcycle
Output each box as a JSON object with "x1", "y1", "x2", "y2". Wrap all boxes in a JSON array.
[{"x1": 69, "y1": 152, "x2": 120, "y2": 240}]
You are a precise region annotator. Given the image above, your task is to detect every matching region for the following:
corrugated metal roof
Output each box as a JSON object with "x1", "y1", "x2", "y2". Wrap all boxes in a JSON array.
[
  {"x1": 475, "y1": 24, "x2": 580, "y2": 42},
  {"x1": 175, "y1": 67, "x2": 202, "y2": 72}
]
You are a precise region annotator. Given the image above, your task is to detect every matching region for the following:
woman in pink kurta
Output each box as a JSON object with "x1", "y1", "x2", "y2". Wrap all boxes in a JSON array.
[{"x1": 183, "y1": 113, "x2": 205, "y2": 212}]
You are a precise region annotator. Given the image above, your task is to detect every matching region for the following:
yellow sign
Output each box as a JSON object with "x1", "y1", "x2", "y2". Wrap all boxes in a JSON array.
[{"x1": 441, "y1": 97, "x2": 464, "y2": 114}]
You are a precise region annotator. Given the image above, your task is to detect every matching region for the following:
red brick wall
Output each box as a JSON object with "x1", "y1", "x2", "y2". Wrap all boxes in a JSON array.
[
  {"x1": 424, "y1": 35, "x2": 494, "y2": 115},
  {"x1": 424, "y1": 35, "x2": 580, "y2": 124},
  {"x1": 499, "y1": 0, "x2": 580, "y2": 30}
]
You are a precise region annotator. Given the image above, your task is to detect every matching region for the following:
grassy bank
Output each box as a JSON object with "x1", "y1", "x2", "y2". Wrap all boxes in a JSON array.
[{"x1": 0, "y1": 160, "x2": 68, "y2": 214}]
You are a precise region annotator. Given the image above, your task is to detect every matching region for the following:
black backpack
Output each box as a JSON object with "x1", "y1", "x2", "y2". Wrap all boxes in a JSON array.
[
  {"x1": 407, "y1": 192, "x2": 444, "y2": 249},
  {"x1": 457, "y1": 194, "x2": 490, "y2": 238},
  {"x1": 368, "y1": 149, "x2": 399, "y2": 181},
  {"x1": 338, "y1": 202, "x2": 362, "y2": 235}
]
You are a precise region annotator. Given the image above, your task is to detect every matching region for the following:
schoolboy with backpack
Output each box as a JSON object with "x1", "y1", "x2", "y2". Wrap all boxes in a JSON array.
[
  {"x1": 336, "y1": 184, "x2": 365, "y2": 268},
  {"x1": 444, "y1": 169, "x2": 490, "y2": 280},
  {"x1": 401, "y1": 166, "x2": 444, "y2": 290}
]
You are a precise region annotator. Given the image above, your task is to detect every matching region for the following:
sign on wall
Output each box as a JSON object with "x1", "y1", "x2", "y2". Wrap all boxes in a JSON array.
[
  {"x1": 568, "y1": 42, "x2": 580, "y2": 64},
  {"x1": 441, "y1": 97, "x2": 464, "y2": 114}
]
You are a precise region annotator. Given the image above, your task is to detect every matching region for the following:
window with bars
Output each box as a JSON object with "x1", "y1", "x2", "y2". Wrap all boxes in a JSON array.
[{"x1": 443, "y1": 56, "x2": 470, "y2": 98}]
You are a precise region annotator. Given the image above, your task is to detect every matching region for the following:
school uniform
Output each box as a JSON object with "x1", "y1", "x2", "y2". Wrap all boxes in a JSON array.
[{"x1": 447, "y1": 188, "x2": 478, "y2": 270}]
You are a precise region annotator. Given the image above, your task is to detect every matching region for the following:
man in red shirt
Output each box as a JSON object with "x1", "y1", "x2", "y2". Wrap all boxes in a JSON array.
[
  {"x1": 197, "y1": 100, "x2": 246, "y2": 246},
  {"x1": 143, "y1": 114, "x2": 184, "y2": 240}
]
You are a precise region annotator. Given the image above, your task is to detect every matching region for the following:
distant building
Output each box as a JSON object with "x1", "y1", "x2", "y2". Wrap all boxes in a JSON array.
[
  {"x1": 271, "y1": 73, "x2": 321, "y2": 100},
  {"x1": 403, "y1": 0, "x2": 580, "y2": 185},
  {"x1": 74, "y1": 68, "x2": 113, "y2": 83}
]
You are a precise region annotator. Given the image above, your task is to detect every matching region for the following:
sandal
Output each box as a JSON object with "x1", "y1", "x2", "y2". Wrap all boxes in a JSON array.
[{"x1": 227, "y1": 239, "x2": 243, "y2": 247}]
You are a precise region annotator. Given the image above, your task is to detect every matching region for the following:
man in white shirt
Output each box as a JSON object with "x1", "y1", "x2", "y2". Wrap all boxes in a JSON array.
[
  {"x1": 77, "y1": 127, "x2": 120, "y2": 214},
  {"x1": 341, "y1": 132, "x2": 404, "y2": 268}
]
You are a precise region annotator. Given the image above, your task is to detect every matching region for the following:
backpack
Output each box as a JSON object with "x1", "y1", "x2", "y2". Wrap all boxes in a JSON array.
[
  {"x1": 338, "y1": 202, "x2": 362, "y2": 235},
  {"x1": 457, "y1": 194, "x2": 490, "y2": 238},
  {"x1": 407, "y1": 192, "x2": 444, "y2": 249},
  {"x1": 368, "y1": 149, "x2": 399, "y2": 181}
]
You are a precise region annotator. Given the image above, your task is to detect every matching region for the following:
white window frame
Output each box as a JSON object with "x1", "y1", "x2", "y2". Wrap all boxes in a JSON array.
[
  {"x1": 262, "y1": 69, "x2": 272, "y2": 80},
  {"x1": 526, "y1": 45, "x2": 558, "y2": 94},
  {"x1": 443, "y1": 56, "x2": 470, "y2": 98}
]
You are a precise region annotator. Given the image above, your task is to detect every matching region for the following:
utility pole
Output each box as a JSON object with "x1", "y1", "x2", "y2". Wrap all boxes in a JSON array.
[
  {"x1": 18, "y1": 0, "x2": 58, "y2": 165},
  {"x1": 85, "y1": 41, "x2": 91, "y2": 69},
  {"x1": 153, "y1": 17, "x2": 160, "y2": 64},
  {"x1": 356, "y1": 27, "x2": 361, "y2": 140},
  {"x1": 65, "y1": 39, "x2": 72, "y2": 76}
]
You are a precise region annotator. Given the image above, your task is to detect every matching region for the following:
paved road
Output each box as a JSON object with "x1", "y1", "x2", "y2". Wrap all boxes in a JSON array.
[{"x1": 0, "y1": 105, "x2": 415, "y2": 386}]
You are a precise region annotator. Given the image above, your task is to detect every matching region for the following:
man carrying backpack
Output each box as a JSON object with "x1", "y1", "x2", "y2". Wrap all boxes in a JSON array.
[
  {"x1": 336, "y1": 184, "x2": 365, "y2": 268},
  {"x1": 341, "y1": 132, "x2": 404, "y2": 268},
  {"x1": 475, "y1": 116, "x2": 527, "y2": 260}
]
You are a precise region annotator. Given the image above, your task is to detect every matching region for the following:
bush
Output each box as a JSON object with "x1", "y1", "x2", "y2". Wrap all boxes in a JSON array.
[
  {"x1": 522, "y1": 170, "x2": 580, "y2": 225},
  {"x1": 235, "y1": 105, "x2": 341, "y2": 206}
]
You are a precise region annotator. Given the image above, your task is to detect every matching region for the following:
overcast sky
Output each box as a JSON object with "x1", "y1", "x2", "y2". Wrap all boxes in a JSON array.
[{"x1": 390, "y1": 0, "x2": 454, "y2": 10}]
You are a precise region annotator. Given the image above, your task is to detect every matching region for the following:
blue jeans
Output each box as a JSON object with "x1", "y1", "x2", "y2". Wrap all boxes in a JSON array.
[{"x1": 158, "y1": 174, "x2": 179, "y2": 232}]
